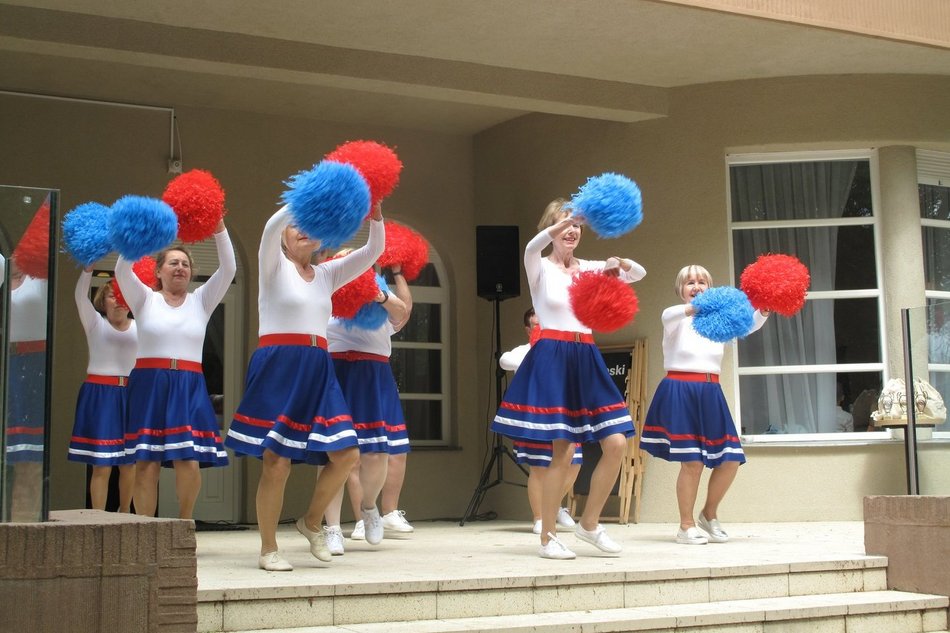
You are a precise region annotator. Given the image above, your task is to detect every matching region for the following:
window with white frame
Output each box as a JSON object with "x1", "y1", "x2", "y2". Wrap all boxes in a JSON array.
[
  {"x1": 918, "y1": 149, "x2": 950, "y2": 433},
  {"x1": 728, "y1": 151, "x2": 884, "y2": 435},
  {"x1": 342, "y1": 224, "x2": 451, "y2": 446}
]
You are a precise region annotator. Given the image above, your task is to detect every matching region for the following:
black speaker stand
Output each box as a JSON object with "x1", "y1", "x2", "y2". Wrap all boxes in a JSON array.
[{"x1": 460, "y1": 296, "x2": 528, "y2": 526}]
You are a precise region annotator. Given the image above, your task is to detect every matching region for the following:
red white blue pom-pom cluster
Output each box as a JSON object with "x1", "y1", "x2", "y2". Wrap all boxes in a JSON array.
[
  {"x1": 328, "y1": 256, "x2": 379, "y2": 319},
  {"x1": 109, "y1": 195, "x2": 178, "y2": 261},
  {"x1": 62, "y1": 202, "x2": 113, "y2": 267},
  {"x1": 377, "y1": 220, "x2": 429, "y2": 281},
  {"x1": 740, "y1": 254, "x2": 810, "y2": 317},
  {"x1": 112, "y1": 256, "x2": 158, "y2": 310},
  {"x1": 12, "y1": 197, "x2": 51, "y2": 279},
  {"x1": 568, "y1": 270, "x2": 639, "y2": 333},
  {"x1": 162, "y1": 169, "x2": 226, "y2": 243},
  {"x1": 325, "y1": 140, "x2": 403, "y2": 208},
  {"x1": 691, "y1": 286, "x2": 754, "y2": 343},
  {"x1": 569, "y1": 173, "x2": 643, "y2": 239},
  {"x1": 341, "y1": 275, "x2": 390, "y2": 331}
]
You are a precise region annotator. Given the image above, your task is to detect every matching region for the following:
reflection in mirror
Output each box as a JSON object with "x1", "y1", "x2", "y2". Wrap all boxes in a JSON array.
[{"x1": 1, "y1": 187, "x2": 56, "y2": 522}]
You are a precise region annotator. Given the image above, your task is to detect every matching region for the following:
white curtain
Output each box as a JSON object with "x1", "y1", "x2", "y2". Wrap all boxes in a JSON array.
[{"x1": 732, "y1": 161, "x2": 858, "y2": 432}]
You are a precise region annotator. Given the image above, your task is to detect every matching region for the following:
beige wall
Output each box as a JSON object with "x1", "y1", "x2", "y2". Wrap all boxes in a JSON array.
[
  {"x1": 3, "y1": 72, "x2": 949, "y2": 524},
  {"x1": 473, "y1": 74, "x2": 950, "y2": 522}
]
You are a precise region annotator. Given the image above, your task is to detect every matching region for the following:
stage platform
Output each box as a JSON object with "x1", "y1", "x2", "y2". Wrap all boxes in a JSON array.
[{"x1": 196, "y1": 520, "x2": 948, "y2": 633}]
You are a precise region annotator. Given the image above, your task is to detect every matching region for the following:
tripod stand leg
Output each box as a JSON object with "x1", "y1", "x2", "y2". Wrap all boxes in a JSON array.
[{"x1": 459, "y1": 446, "x2": 501, "y2": 526}]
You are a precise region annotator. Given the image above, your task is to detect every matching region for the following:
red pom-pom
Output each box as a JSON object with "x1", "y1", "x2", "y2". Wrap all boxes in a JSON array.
[
  {"x1": 325, "y1": 140, "x2": 402, "y2": 207},
  {"x1": 740, "y1": 254, "x2": 810, "y2": 317},
  {"x1": 112, "y1": 256, "x2": 158, "y2": 310},
  {"x1": 568, "y1": 271, "x2": 639, "y2": 333},
  {"x1": 162, "y1": 169, "x2": 226, "y2": 243},
  {"x1": 328, "y1": 258, "x2": 378, "y2": 319},
  {"x1": 377, "y1": 220, "x2": 429, "y2": 281},
  {"x1": 12, "y1": 196, "x2": 51, "y2": 279}
]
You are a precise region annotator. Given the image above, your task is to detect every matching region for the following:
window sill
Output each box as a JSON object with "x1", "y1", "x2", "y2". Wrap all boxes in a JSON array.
[{"x1": 741, "y1": 431, "x2": 950, "y2": 448}]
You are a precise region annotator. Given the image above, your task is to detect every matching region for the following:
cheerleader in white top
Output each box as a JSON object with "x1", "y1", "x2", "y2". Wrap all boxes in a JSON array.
[
  {"x1": 321, "y1": 263, "x2": 410, "y2": 552},
  {"x1": 491, "y1": 199, "x2": 646, "y2": 559},
  {"x1": 640, "y1": 265, "x2": 769, "y2": 545},
  {"x1": 116, "y1": 220, "x2": 235, "y2": 520},
  {"x1": 68, "y1": 268, "x2": 137, "y2": 511},
  {"x1": 225, "y1": 203, "x2": 385, "y2": 572}
]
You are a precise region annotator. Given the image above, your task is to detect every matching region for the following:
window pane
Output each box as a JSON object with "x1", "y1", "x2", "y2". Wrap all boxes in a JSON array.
[
  {"x1": 409, "y1": 263, "x2": 440, "y2": 287},
  {"x1": 731, "y1": 160, "x2": 871, "y2": 222},
  {"x1": 738, "y1": 371, "x2": 882, "y2": 434},
  {"x1": 401, "y1": 399, "x2": 443, "y2": 441},
  {"x1": 928, "y1": 299, "x2": 950, "y2": 364},
  {"x1": 927, "y1": 371, "x2": 949, "y2": 432},
  {"x1": 393, "y1": 302, "x2": 441, "y2": 343},
  {"x1": 732, "y1": 226, "x2": 877, "y2": 291},
  {"x1": 390, "y1": 348, "x2": 441, "y2": 393},
  {"x1": 919, "y1": 183, "x2": 950, "y2": 220},
  {"x1": 922, "y1": 226, "x2": 950, "y2": 292},
  {"x1": 738, "y1": 298, "x2": 881, "y2": 367}
]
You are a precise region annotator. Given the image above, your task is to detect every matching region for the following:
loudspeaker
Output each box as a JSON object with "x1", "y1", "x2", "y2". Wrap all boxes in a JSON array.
[{"x1": 476, "y1": 225, "x2": 520, "y2": 301}]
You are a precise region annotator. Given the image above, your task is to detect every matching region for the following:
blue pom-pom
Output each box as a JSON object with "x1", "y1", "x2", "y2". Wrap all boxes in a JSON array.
[
  {"x1": 570, "y1": 173, "x2": 643, "y2": 239},
  {"x1": 282, "y1": 160, "x2": 370, "y2": 251},
  {"x1": 109, "y1": 196, "x2": 178, "y2": 260},
  {"x1": 62, "y1": 202, "x2": 113, "y2": 266},
  {"x1": 691, "y1": 287, "x2": 755, "y2": 343},
  {"x1": 343, "y1": 275, "x2": 390, "y2": 331}
]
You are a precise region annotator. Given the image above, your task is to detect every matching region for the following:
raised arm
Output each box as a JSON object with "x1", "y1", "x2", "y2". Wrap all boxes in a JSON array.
[
  {"x1": 115, "y1": 256, "x2": 151, "y2": 314},
  {"x1": 74, "y1": 268, "x2": 100, "y2": 333},
  {"x1": 259, "y1": 205, "x2": 294, "y2": 281},
  {"x1": 387, "y1": 264, "x2": 413, "y2": 331},
  {"x1": 325, "y1": 204, "x2": 385, "y2": 290},
  {"x1": 661, "y1": 304, "x2": 690, "y2": 333},
  {"x1": 603, "y1": 256, "x2": 647, "y2": 283},
  {"x1": 197, "y1": 221, "x2": 237, "y2": 312},
  {"x1": 525, "y1": 216, "x2": 574, "y2": 288}
]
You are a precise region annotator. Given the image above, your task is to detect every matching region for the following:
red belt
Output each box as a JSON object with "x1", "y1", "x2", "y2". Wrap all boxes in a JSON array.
[
  {"x1": 86, "y1": 374, "x2": 128, "y2": 386},
  {"x1": 135, "y1": 358, "x2": 203, "y2": 373},
  {"x1": 11, "y1": 340, "x2": 46, "y2": 354},
  {"x1": 667, "y1": 371, "x2": 719, "y2": 383},
  {"x1": 331, "y1": 351, "x2": 389, "y2": 363},
  {"x1": 258, "y1": 333, "x2": 328, "y2": 349},
  {"x1": 537, "y1": 329, "x2": 594, "y2": 344}
]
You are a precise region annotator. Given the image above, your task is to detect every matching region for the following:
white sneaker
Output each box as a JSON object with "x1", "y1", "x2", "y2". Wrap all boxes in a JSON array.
[
  {"x1": 361, "y1": 506, "x2": 384, "y2": 545},
  {"x1": 556, "y1": 507, "x2": 576, "y2": 528},
  {"x1": 381, "y1": 509, "x2": 414, "y2": 533},
  {"x1": 295, "y1": 517, "x2": 332, "y2": 561},
  {"x1": 323, "y1": 525, "x2": 345, "y2": 555},
  {"x1": 258, "y1": 550, "x2": 293, "y2": 571},
  {"x1": 574, "y1": 523, "x2": 622, "y2": 554},
  {"x1": 351, "y1": 520, "x2": 365, "y2": 540},
  {"x1": 676, "y1": 526, "x2": 708, "y2": 545},
  {"x1": 532, "y1": 519, "x2": 542, "y2": 535},
  {"x1": 539, "y1": 532, "x2": 576, "y2": 560},
  {"x1": 697, "y1": 513, "x2": 729, "y2": 543}
]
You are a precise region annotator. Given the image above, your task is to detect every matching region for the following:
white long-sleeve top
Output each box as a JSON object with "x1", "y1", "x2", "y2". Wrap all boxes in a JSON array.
[
  {"x1": 327, "y1": 319, "x2": 395, "y2": 356},
  {"x1": 115, "y1": 230, "x2": 236, "y2": 362},
  {"x1": 524, "y1": 228, "x2": 646, "y2": 332},
  {"x1": 10, "y1": 275, "x2": 48, "y2": 342},
  {"x1": 499, "y1": 342, "x2": 530, "y2": 372},
  {"x1": 661, "y1": 303, "x2": 768, "y2": 374},
  {"x1": 258, "y1": 206, "x2": 385, "y2": 337},
  {"x1": 75, "y1": 271, "x2": 137, "y2": 376}
]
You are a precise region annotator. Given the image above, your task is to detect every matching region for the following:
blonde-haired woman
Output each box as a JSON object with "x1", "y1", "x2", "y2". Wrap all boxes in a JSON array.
[
  {"x1": 226, "y1": 203, "x2": 385, "y2": 571},
  {"x1": 640, "y1": 265, "x2": 768, "y2": 545},
  {"x1": 492, "y1": 198, "x2": 646, "y2": 559}
]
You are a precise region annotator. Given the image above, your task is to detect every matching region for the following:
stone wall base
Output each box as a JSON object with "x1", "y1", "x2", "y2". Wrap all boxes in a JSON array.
[
  {"x1": 864, "y1": 495, "x2": 950, "y2": 597},
  {"x1": 0, "y1": 509, "x2": 196, "y2": 633}
]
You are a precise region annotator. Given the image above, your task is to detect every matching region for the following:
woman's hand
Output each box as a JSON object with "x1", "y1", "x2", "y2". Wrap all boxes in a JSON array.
[
  {"x1": 215, "y1": 219, "x2": 226, "y2": 233},
  {"x1": 603, "y1": 257, "x2": 621, "y2": 277},
  {"x1": 370, "y1": 201, "x2": 383, "y2": 222}
]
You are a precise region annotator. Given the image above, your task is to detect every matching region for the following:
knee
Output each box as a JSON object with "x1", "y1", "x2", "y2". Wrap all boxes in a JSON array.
[
  {"x1": 600, "y1": 435, "x2": 627, "y2": 461},
  {"x1": 262, "y1": 452, "x2": 292, "y2": 480},
  {"x1": 332, "y1": 447, "x2": 360, "y2": 469},
  {"x1": 681, "y1": 462, "x2": 704, "y2": 477}
]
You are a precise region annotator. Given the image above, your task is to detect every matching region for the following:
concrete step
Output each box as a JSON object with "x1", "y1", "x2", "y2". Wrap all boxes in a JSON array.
[
  {"x1": 230, "y1": 591, "x2": 949, "y2": 633},
  {"x1": 198, "y1": 558, "x2": 893, "y2": 632}
]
